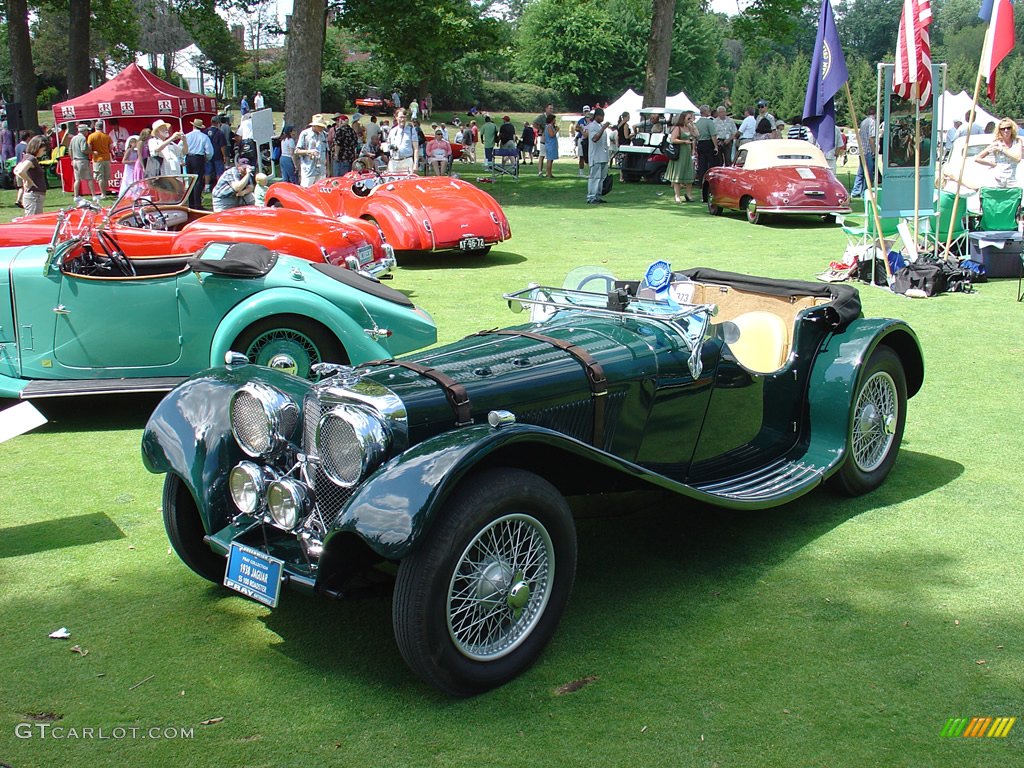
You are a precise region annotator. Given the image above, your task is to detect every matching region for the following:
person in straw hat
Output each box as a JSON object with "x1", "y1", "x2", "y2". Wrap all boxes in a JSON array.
[{"x1": 295, "y1": 114, "x2": 329, "y2": 187}]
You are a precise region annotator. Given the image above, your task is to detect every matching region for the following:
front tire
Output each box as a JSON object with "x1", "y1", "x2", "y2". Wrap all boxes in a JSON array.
[
  {"x1": 231, "y1": 315, "x2": 347, "y2": 379},
  {"x1": 163, "y1": 475, "x2": 224, "y2": 583},
  {"x1": 393, "y1": 468, "x2": 577, "y2": 696},
  {"x1": 707, "y1": 192, "x2": 722, "y2": 216},
  {"x1": 832, "y1": 346, "x2": 908, "y2": 496}
]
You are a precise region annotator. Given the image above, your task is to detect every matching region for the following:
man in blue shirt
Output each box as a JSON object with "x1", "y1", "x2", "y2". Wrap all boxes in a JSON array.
[{"x1": 184, "y1": 118, "x2": 214, "y2": 209}]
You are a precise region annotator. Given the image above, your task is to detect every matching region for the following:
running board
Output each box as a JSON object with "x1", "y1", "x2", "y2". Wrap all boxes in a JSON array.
[
  {"x1": 692, "y1": 457, "x2": 827, "y2": 502},
  {"x1": 20, "y1": 377, "x2": 186, "y2": 398}
]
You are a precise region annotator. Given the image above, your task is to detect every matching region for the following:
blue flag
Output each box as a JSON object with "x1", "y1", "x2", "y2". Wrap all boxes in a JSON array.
[{"x1": 803, "y1": 0, "x2": 849, "y2": 155}]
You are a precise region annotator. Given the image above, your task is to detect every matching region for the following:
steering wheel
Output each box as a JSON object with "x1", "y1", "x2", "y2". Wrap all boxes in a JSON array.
[
  {"x1": 96, "y1": 228, "x2": 136, "y2": 277},
  {"x1": 132, "y1": 196, "x2": 167, "y2": 230}
]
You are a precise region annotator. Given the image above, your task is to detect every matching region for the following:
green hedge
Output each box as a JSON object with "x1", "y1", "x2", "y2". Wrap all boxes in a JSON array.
[{"x1": 477, "y1": 81, "x2": 562, "y2": 112}]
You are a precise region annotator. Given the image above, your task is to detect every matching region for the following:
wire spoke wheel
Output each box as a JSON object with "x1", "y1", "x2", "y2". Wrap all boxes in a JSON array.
[
  {"x1": 851, "y1": 370, "x2": 898, "y2": 472},
  {"x1": 447, "y1": 513, "x2": 554, "y2": 661}
]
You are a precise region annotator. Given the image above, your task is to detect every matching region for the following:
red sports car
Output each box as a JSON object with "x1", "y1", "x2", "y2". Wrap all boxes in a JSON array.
[
  {"x1": 0, "y1": 176, "x2": 397, "y2": 277},
  {"x1": 355, "y1": 87, "x2": 393, "y2": 116},
  {"x1": 704, "y1": 139, "x2": 851, "y2": 225},
  {"x1": 265, "y1": 171, "x2": 511, "y2": 256}
]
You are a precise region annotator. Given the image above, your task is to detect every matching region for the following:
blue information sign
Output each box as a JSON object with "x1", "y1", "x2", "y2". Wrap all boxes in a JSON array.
[{"x1": 224, "y1": 543, "x2": 284, "y2": 608}]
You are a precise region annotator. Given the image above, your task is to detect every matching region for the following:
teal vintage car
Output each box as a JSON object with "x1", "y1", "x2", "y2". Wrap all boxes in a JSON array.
[
  {"x1": 0, "y1": 212, "x2": 437, "y2": 399},
  {"x1": 142, "y1": 265, "x2": 923, "y2": 696}
]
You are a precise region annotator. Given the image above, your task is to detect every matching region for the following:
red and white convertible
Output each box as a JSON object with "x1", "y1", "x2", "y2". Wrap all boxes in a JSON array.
[
  {"x1": 704, "y1": 140, "x2": 851, "y2": 225},
  {"x1": 265, "y1": 171, "x2": 511, "y2": 255}
]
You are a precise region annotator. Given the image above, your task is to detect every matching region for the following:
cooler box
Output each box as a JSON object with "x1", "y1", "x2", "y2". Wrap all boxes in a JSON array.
[{"x1": 968, "y1": 232, "x2": 1024, "y2": 278}]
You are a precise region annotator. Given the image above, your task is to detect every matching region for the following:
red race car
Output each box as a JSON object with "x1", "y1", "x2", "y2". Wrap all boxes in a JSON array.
[
  {"x1": 0, "y1": 176, "x2": 397, "y2": 277},
  {"x1": 265, "y1": 170, "x2": 511, "y2": 256},
  {"x1": 704, "y1": 139, "x2": 851, "y2": 225}
]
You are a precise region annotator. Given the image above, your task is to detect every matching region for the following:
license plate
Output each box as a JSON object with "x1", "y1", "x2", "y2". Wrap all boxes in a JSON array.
[
  {"x1": 357, "y1": 244, "x2": 374, "y2": 264},
  {"x1": 224, "y1": 543, "x2": 284, "y2": 608},
  {"x1": 460, "y1": 236, "x2": 486, "y2": 251}
]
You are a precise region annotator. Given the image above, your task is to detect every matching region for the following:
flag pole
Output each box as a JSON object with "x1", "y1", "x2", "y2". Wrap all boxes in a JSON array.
[
  {"x1": 913, "y1": 93, "x2": 921, "y2": 250},
  {"x1": 941, "y1": 69, "x2": 984, "y2": 262},
  {"x1": 843, "y1": 82, "x2": 893, "y2": 282}
]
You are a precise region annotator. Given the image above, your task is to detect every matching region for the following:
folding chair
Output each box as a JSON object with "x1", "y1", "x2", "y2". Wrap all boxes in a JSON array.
[
  {"x1": 491, "y1": 147, "x2": 519, "y2": 181},
  {"x1": 920, "y1": 190, "x2": 969, "y2": 259},
  {"x1": 975, "y1": 186, "x2": 1022, "y2": 232}
]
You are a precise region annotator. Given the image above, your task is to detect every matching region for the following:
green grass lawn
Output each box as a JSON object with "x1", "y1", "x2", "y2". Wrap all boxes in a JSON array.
[{"x1": 1, "y1": 162, "x2": 1022, "y2": 767}]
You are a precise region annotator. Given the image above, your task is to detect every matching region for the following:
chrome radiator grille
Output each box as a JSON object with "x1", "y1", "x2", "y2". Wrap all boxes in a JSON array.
[{"x1": 303, "y1": 393, "x2": 355, "y2": 531}]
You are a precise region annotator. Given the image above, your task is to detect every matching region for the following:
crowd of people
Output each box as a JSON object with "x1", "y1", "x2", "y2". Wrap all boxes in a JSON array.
[{"x1": 4, "y1": 91, "x2": 1021, "y2": 214}]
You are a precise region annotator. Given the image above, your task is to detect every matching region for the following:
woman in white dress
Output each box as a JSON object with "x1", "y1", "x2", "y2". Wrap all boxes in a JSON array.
[
  {"x1": 118, "y1": 135, "x2": 142, "y2": 197},
  {"x1": 976, "y1": 117, "x2": 1023, "y2": 188}
]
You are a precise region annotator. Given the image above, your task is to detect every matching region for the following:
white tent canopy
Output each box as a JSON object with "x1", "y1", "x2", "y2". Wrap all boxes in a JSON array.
[
  {"x1": 602, "y1": 88, "x2": 701, "y2": 122},
  {"x1": 938, "y1": 90, "x2": 997, "y2": 132},
  {"x1": 666, "y1": 90, "x2": 700, "y2": 113},
  {"x1": 604, "y1": 88, "x2": 643, "y2": 121}
]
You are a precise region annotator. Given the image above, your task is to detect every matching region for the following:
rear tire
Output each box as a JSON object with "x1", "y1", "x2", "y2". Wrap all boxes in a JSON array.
[
  {"x1": 831, "y1": 346, "x2": 908, "y2": 496},
  {"x1": 393, "y1": 468, "x2": 576, "y2": 696},
  {"x1": 163, "y1": 475, "x2": 224, "y2": 583}
]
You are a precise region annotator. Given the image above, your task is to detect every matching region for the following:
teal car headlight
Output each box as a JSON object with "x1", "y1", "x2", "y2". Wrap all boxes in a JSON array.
[
  {"x1": 267, "y1": 478, "x2": 309, "y2": 530},
  {"x1": 316, "y1": 405, "x2": 390, "y2": 487},
  {"x1": 230, "y1": 383, "x2": 298, "y2": 458}
]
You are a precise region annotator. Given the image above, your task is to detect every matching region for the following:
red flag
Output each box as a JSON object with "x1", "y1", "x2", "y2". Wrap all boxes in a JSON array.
[
  {"x1": 980, "y1": 0, "x2": 1016, "y2": 102},
  {"x1": 893, "y1": 0, "x2": 933, "y2": 106}
]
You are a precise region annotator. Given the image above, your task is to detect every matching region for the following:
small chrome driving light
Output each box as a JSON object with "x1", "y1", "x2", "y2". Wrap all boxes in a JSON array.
[
  {"x1": 230, "y1": 383, "x2": 299, "y2": 458},
  {"x1": 267, "y1": 478, "x2": 309, "y2": 530},
  {"x1": 316, "y1": 405, "x2": 390, "y2": 487},
  {"x1": 228, "y1": 462, "x2": 268, "y2": 515}
]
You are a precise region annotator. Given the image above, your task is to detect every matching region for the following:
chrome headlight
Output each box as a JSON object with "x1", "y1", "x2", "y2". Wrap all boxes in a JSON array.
[
  {"x1": 228, "y1": 461, "x2": 269, "y2": 515},
  {"x1": 267, "y1": 478, "x2": 309, "y2": 530},
  {"x1": 230, "y1": 383, "x2": 298, "y2": 458},
  {"x1": 316, "y1": 405, "x2": 390, "y2": 487}
]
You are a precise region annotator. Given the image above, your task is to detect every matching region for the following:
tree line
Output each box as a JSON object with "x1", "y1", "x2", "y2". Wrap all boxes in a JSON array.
[{"x1": 2, "y1": 0, "x2": 1019, "y2": 132}]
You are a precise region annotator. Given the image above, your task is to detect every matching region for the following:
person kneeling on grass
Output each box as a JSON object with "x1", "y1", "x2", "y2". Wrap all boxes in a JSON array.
[{"x1": 212, "y1": 157, "x2": 256, "y2": 211}]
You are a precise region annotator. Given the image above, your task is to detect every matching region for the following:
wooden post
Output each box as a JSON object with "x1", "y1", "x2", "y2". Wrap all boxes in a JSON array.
[
  {"x1": 942, "y1": 70, "x2": 984, "y2": 262},
  {"x1": 843, "y1": 82, "x2": 893, "y2": 282}
]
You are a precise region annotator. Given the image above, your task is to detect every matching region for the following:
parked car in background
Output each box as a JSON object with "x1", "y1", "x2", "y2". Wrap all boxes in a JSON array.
[
  {"x1": 617, "y1": 107, "x2": 682, "y2": 183},
  {"x1": 355, "y1": 87, "x2": 393, "y2": 116},
  {"x1": 0, "y1": 176, "x2": 397, "y2": 278},
  {"x1": 704, "y1": 139, "x2": 852, "y2": 224},
  {"x1": 144, "y1": 263, "x2": 923, "y2": 696},
  {"x1": 0, "y1": 213, "x2": 436, "y2": 399},
  {"x1": 939, "y1": 133, "x2": 1024, "y2": 196},
  {"x1": 266, "y1": 171, "x2": 511, "y2": 256}
]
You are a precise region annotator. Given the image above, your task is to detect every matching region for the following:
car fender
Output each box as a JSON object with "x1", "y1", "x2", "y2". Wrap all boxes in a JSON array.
[
  {"x1": 208, "y1": 286, "x2": 393, "y2": 367},
  {"x1": 361, "y1": 200, "x2": 432, "y2": 251},
  {"x1": 263, "y1": 181, "x2": 334, "y2": 215},
  {"x1": 805, "y1": 317, "x2": 924, "y2": 474},
  {"x1": 331, "y1": 421, "x2": 707, "y2": 560},
  {"x1": 141, "y1": 366, "x2": 311, "y2": 533}
]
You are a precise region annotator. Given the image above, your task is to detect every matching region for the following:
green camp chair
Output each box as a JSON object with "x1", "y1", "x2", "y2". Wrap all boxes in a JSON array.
[
  {"x1": 977, "y1": 186, "x2": 1022, "y2": 232},
  {"x1": 923, "y1": 190, "x2": 970, "y2": 258},
  {"x1": 840, "y1": 192, "x2": 901, "y2": 244}
]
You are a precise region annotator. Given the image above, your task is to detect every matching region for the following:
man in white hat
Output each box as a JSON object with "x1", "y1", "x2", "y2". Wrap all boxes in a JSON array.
[
  {"x1": 295, "y1": 115, "x2": 329, "y2": 187},
  {"x1": 184, "y1": 118, "x2": 214, "y2": 208}
]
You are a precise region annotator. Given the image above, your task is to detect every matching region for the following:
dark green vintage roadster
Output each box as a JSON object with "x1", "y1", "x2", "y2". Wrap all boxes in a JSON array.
[{"x1": 142, "y1": 265, "x2": 923, "y2": 696}]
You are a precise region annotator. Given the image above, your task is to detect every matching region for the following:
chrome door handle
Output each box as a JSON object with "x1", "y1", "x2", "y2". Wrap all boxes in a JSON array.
[{"x1": 53, "y1": 305, "x2": 70, "y2": 315}]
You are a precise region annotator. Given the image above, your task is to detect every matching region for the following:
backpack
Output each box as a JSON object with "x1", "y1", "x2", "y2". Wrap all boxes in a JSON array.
[{"x1": 756, "y1": 116, "x2": 773, "y2": 135}]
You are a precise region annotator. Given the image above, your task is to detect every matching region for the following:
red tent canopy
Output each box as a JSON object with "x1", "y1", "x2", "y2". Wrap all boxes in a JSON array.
[{"x1": 52, "y1": 63, "x2": 217, "y2": 133}]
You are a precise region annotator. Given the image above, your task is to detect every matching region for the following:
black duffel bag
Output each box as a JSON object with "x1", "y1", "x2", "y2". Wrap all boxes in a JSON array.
[{"x1": 892, "y1": 261, "x2": 946, "y2": 296}]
